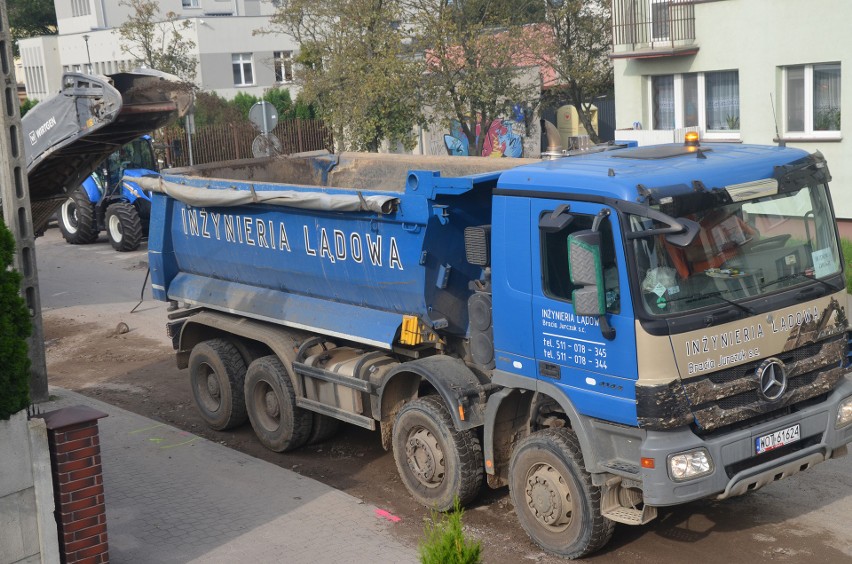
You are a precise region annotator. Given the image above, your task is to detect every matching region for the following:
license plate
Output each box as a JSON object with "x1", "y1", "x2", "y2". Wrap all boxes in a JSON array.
[{"x1": 755, "y1": 424, "x2": 800, "y2": 455}]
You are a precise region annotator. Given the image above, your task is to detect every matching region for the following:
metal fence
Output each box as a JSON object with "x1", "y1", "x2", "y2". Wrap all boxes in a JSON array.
[{"x1": 155, "y1": 119, "x2": 334, "y2": 168}]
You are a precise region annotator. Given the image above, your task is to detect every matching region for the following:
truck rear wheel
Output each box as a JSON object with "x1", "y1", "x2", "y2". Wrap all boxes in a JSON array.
[
  {"x1": 509, "y1": 428, "x2": 614, "y2": 559},
  {"x1": 58, "y1": 189, "x2": 98, "y2": 244},
  {"x1": 244, "y1": 356, "x2": 313, "y2": 452},
  {"x1": 188, "y1": 339, "x2": 248, "y2": 431},
  {"x1": 392, "y1": 395, "x2": 483, "y2": 511},
  {"x1": 307, "y1": 413, "x2": 340, "y2": 445},
  {"x1": 106, "y1": 201, "x2": 143, "y2": 251}
]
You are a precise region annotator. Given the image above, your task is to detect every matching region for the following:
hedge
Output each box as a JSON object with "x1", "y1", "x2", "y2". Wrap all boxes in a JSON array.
[{"x1": 0, "y1": 217, "x2": 31, "y2": 420}]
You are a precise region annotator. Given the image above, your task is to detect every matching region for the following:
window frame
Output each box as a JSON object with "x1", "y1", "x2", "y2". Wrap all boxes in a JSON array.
[
  {"x1": 274, "y1": 50, "x2": 294, "y2": 84},
  {"x1": 182, "y1": 0, "x2": 200, "y2": 8},
  {"x1": 232, "y1": 53, "x2": 255, "y2": 87},
  {"x1": 782, "y1": 62, "x2": 842, "y2": 140},
  {"x1": 648, "y1": 70, "x2": 741, "y2": 139},
  {"x1": 539, "y1": 213, "x2": 620, "y2": 314}
]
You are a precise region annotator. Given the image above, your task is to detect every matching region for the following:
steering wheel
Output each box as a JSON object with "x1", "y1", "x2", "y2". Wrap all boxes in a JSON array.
[{"x1": 747, "y1": 234, "x2": 791, "y2": 252}]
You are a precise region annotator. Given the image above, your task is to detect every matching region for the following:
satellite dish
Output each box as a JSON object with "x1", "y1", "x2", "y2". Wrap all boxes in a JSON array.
[
  {"x1": 249, "y1": 101, "x2": 278, "y2": 134},
  {"x1": 252, "y1": 133, "x2": 283, "y2": 158}
]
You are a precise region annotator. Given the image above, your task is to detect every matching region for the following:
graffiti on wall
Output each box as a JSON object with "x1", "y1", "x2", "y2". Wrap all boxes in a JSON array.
[{"x1": 443, "y1": 104, "x2": 528, "y2": 158}]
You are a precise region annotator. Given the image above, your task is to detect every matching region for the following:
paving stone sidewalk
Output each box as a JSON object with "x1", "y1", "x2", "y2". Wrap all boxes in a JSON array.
[{"x1": 45, "y1": 388, "x2": 418, "y2": 564}]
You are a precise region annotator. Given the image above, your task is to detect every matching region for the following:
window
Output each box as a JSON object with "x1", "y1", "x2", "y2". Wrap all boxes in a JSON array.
[
  {"x1": 650, "y1": 0, "x2": 670, "y2": 41},
  {"x1": 541, "y1": 214, "x2": 620, "y2": 312},
  {"x1": 72, "y1": 0, "x2": 91, "y2": 17},
  {"x1": 274, "y1": 50, "x2": 293, "y2": 83},
  {"x1": 232, "y1": 53, "x2": 254, "y2": 86},
  {"x1": 650, "y1": 70, "x2": 740, "y2": 136},
  {"x1": 784, "y1": 63, "x2": 841, "y2": 136},
  {"x1": 182, "y1": 0, "x2": 200, "y2": 7}
]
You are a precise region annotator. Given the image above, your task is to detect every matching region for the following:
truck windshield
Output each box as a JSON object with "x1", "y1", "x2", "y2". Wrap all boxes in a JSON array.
[{"x1": 629, "y1": 184, "x2": 841, "y2": 316}]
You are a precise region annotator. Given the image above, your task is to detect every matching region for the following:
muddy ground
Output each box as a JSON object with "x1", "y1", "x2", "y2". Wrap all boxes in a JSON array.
[{"x1": 37, "y1": 230, "x2": 852, "y2": 563}]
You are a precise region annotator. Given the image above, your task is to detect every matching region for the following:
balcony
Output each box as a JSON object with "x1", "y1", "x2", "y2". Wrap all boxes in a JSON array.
[{"x1": 611, "y1": 0, "x2": 698, "y2": 60}]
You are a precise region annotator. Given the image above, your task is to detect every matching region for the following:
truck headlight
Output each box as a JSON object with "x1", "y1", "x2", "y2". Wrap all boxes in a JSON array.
[
  {"x1": 837, "y1": 396, "x2": 852, "y2": 429},
  {"x1": 669, "y1": 449, "x2": 713, "y2": 482}
]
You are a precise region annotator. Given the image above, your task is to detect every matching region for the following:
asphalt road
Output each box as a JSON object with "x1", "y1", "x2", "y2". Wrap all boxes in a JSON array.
[{"x1": 34, "y1": 227, "x2": 852, "y2": 563}]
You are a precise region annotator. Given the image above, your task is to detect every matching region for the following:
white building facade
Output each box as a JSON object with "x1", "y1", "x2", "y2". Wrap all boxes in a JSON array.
[
  {"x1": 611, "y1": 0, "x2": 852, "y2": 226},
  {"x1": 19, "y1": 0, "x2": 298, "y2": 101}
]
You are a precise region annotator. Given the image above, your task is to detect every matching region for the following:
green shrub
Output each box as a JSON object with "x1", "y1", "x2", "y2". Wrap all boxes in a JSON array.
[
  {"x1": 841, "y1": 238, "x2": 852, "y2": 293},
  {"x1": 0, "y1": 218, "x2": 31, "y2": 420},
  {"x1": 232, "y1": 91, "x2": 261, "y2": 119},
  {"x1": 419, "y1": 499, "x2": 481, "y2": 564},
  {"x1": 263, "y1": 87, "x2": 294, "y2": 120},
  {"x1": 20, "y1": 98, "x2": 38, "y2": 118}
]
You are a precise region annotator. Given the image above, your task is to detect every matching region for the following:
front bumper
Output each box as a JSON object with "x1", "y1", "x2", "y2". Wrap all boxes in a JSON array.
[{"x1": 639, "y1": 372, "x2": 852, "y2": 506}]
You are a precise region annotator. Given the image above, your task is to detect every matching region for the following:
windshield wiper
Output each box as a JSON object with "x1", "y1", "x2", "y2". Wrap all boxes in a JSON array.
[
  {"x1": 762, "y1": 272, "x2": 840, "y2": 292},
  {"x1": 691, "y1": 290, "x2": 756, "y2": 316}
]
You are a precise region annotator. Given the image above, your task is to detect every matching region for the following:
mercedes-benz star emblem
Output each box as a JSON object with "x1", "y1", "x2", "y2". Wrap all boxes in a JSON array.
[{"x1": 756, "y1": 358, "x2": 787, "y2": 402}]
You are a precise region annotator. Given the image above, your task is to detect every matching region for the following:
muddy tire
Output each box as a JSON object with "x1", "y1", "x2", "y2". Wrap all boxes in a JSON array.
[
  {"x1": 58, "y1": 188, "x2": 98, "y2": 244},
  {"x1": 509, "y1": 428, "x2": 614, "y2": 559},
  {"x1": 392, "y1": 395, "x2": 483, "y2": 511},
  {"x1": 307, "y1": 413, "x2": 341, "y2": 445},
  {"x1": 106, "y1": 201, "x2": 143, "y2": 251},
  {"x1": 244, "y1": 356, "x2": 313, "y2": 452},
  {"x1": 188, "y1": 339, "x2": 248, "y2": 431}
]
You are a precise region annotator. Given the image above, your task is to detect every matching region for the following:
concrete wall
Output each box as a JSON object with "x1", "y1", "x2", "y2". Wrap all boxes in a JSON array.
[
  {"x1": 0, "y1": 411, "x2": 59, "y2": 564},
  {"x1": 613, "y1": 0, "x2": 852, "y2": 219}
]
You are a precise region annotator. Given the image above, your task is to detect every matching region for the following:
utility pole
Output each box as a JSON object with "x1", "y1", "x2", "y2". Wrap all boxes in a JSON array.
[{"x1": 0, "y1": 1, "x2": 49, "y2": 401}]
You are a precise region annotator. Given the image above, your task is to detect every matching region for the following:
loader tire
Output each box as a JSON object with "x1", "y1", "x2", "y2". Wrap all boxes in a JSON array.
[
  {"x1": 245, "y1": 356, "x2": 313, "y2": 452},
  {"x1": 189, "y1": 339, "x2": 249, "y2": 431},
  {"x1": 58, "y1": 188, "x2": 98, "y2": 244},
  {"x1": 106, "y1": 202, "x2": 143, "y2": 251}
]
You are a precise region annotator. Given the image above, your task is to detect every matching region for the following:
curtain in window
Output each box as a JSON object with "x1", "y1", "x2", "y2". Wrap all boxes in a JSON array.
[
  {"x1": 705, "y1": 71, "x2": 739, "y2": 131},
  {"x1": 813, "y1": 63, "x2": 841, "y2": 131},
  {"x1": 682, "y1": 73, "x2": 698, "y2": 127},
  {"x1": 786, "y1": 66, "x2": 805, "y2": 132},
  {"x1": 652, "y1": 75, "x2": 675, "y2": 129}
]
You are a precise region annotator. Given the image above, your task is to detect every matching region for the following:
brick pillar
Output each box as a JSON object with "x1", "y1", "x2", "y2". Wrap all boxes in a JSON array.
[{"x1": 38, "y1": 406, "x2": 110, "y2": 563}]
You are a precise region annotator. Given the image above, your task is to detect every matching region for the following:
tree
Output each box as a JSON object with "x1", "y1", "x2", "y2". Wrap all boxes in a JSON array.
[
  {"x1": 536, "y1": 0, "x2": 613, "y2": 143},
  {"x1": 0, "y1": 218, "x2": 31, "y2": 420},
  {"x1": 264, "y1": 0, "x2": 423, "y2": 152},
  {"x1": 406, "y1": 0, "x2": 543, "y2": 157},
  {"x1": 8, "y1": 0, "x2": 56, "y2": 57},
  {"x1": 116, "y1": 0, "x2": 197, "y2": 82}
]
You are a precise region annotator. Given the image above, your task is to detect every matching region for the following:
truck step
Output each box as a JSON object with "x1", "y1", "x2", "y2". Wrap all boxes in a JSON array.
[{"x1": 602, "y1": 505, "x2": 657, "y2": 525}]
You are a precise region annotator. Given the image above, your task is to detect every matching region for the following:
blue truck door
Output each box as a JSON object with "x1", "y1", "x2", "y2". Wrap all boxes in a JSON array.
[{"x1": 530, "y1": 199, "x2": 639, "y2": 426}]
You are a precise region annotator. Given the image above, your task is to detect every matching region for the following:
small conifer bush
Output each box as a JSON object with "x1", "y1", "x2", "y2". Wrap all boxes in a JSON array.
[
  {"x1": 0, "y1": 218, "x2": 31, "y2": 420},
  {"x1": 419, "y1": 498, "x2": 481, "y2": 564}
]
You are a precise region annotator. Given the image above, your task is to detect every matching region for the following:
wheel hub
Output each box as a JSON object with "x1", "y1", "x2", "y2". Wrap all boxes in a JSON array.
[
  {"x1": 206, "y1": 374, "x2": 221, "y2": 399},
  {"x1": 525, "y1": 464, "x2": 572, "y2": 528},
  {"x1": 264, "y1": 390, "x2": 280, "y2": 419},
  {"x1": 405, "y1": 427, "x2": 445, "y2": 487}
]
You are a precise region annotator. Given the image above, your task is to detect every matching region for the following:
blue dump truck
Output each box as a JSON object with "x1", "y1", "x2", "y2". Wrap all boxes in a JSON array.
[{"x1": 146, "y1": 141, "x2": 852, "y2": 558}]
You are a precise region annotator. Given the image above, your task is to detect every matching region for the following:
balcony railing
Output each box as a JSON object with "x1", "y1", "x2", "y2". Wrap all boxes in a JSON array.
[{"x1": 612, "y1": 0, "x2": 696, "y2": 57}]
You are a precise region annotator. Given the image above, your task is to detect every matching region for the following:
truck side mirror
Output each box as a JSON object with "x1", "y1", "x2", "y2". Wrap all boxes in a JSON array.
[
  {"x1": 568, "y1": 230, "x2": 616, "y2": 339},
  {"x1": 568, "y1": 230, "x2": 605, "y2": 315}
]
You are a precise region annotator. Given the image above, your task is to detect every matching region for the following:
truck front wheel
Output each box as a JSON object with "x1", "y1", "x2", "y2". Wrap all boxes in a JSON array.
[
  {"x1": 58, "y1": 189, "x2": 98, "y2": 244},
  {"x1": 392, "y1": 396, "x2": 483, "y2": 511},
  {"x1": 188, "y1": 339, "x2": 249, "y2": 431},
  {"x1": 106, "y1": 202, "x2": 144, "y2": 251},
  {"x1": 509, "y1": 428, "x2": 614, "y2": 559},
  {"x1": 244, "y1": 356, "x2": 313, "y2": 452}
]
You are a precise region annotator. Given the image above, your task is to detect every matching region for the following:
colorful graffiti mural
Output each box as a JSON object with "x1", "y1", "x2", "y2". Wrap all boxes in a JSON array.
[{"x1": 443, "y1": 106, "x2": 528, "y2": 158}]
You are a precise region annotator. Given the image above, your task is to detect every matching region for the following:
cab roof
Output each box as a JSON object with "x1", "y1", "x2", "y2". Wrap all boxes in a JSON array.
[{"x1": 496, "y1": 143, "x2": 812, "y2": 202}]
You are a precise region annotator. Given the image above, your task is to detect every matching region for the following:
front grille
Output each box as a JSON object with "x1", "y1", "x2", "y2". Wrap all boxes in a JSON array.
[{"x1": 683, "y1": 332, "x2": 846, "y2": 433}]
